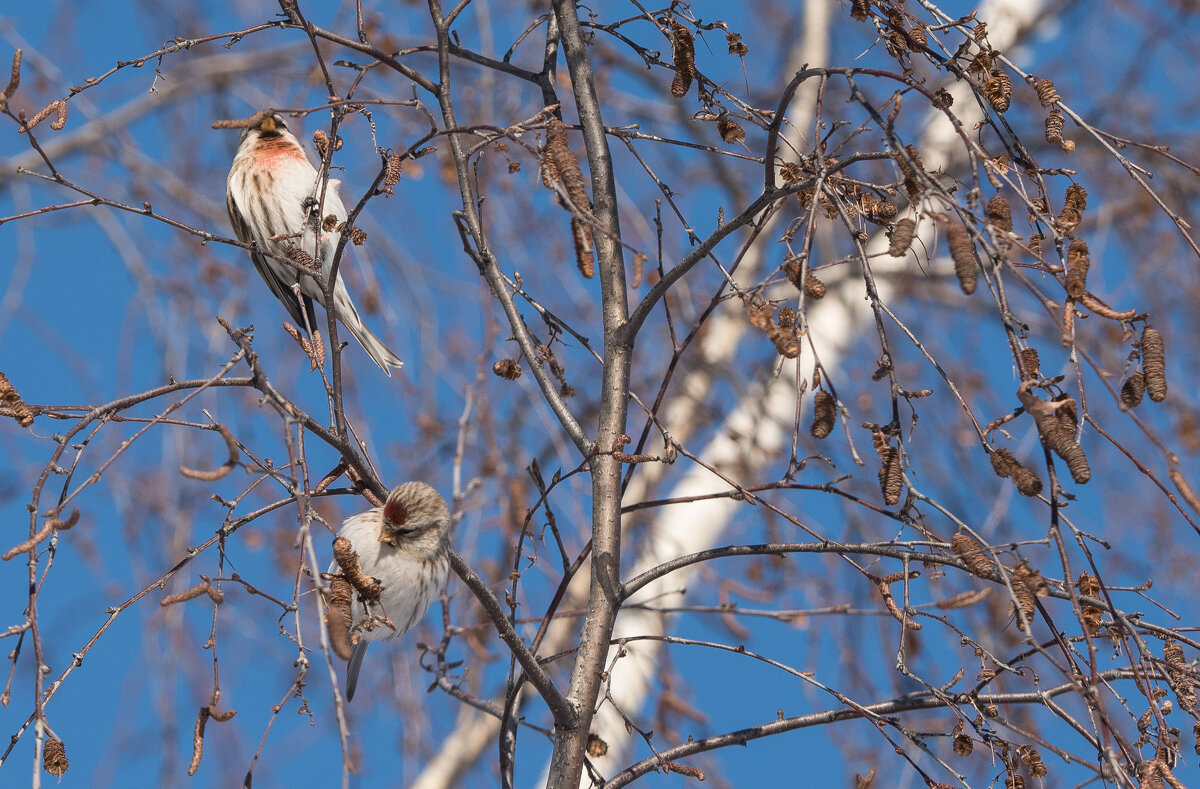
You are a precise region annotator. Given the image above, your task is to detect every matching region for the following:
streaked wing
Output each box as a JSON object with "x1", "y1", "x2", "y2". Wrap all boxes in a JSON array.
[{"x1": 227, "y1": 176, "x2": 316, "y2": 330}]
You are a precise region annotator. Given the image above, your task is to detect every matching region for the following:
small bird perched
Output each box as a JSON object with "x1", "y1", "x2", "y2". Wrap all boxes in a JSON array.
[
  {"x1": 329, "y1": 481, "x2": 451, "y2": 701},
  {"x1": 226, "y1": 111, "x2": 403, "y2": 375}
]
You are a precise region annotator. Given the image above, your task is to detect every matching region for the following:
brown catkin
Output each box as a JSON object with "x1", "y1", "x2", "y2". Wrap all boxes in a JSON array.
[
  {"x1": 0, "y1": 371, "x2": 35, "y2": 427},
  {"x1": 1142, "y1": 326, "x2": 1167, "y2": 402},
  {"x1": 1011, "y1": 462, "x2": 1043, "y2": 497},
  {"x1": 804, "y1": 270, "x2": 826, "y2": 300},
  {"x1": 951, "y1": 534, "x2": 998, "y2": 580},
  {"x1": 990, "y1": 447, "x2": 1018, "y2": 478},
  {"x1": 1034, "y1": 77, "x2": 1060, "y2": 106},
  {"x1": 1165, "y1": 641, "x2": 1198, "y2": 712},
  {"x1": 1019, "y1": 347, "x2": 1041, "y2": 380},
  {"x1": 878, "y1": 446, "x2": 903, "y2": 505},
  {"x1": 1120, "y1": 371, "x2": 1145, "y2": 410},
  {"x1": 990, "y1": 448, "x2": 1042, "y2": 496},
  {"x1": 492, "y1": 359, "x2": 523, "y2": 380},
  {"x1": 1060, "y1": 441, "x2": 1091, "y2": 484},
  {"x1": 325, "y1": 575, "x2": 354, "y2": 660},
  {"x1": 716, "y1": 116, "x2": 745, "y2": 143},
  {"x1": 953, "y1": 734, "x2": 973, "y2": 757},
  {"x1": 875, "y1": 200, "x2": 899, "y2": 220},
  {"x1": 898, "y1": 144, "x2": 925, "y2": 197},
  {"x1": 670, "y1": 23, "x2": 696, "y2": 98},
  {"x1": 1065, "y1": 183, "x2": 1088, "y2": 212},
  {"x1": 1045, "y1": 108, "x2": 1064, "y2": 144},
  {"x1": 850, "y1": 0, "x2": 870, "y2": 21},
  {"x1": 1010, "y1": 562, "x2": 1040, "y2": 631},
  {"x1": 43, "y1": 739, "x2": 68, "y2": 777},
  {"x1": 383, "y1": 150, "x2": 403, "y2": 190},
  {"x1": 726, "y1": 32, "x2": 748, "y2": 57},
  {"x1": 947, "y1": 222, "x2": 979, "y2": 294},
  {"x1": 908, "y1": 25, "x2": 928, "y2": 48},
  {"x1": 983, "y1": 70, "x2": 1012, "y2": 113},
  {"x1": 1075, "y1": 572, "x2": 1103, "y2": 635},
  {"x1": 1017, "y1": 745, "x2": 1047, "y2": 777},
  {"x1": 1058, "y1": 206, "x2": 1081, "y2": 236},
  {"x1": 811, "y1": 391, "x2": 836, "y2": 439},
  {"x1": 889, "y1": 218, "x2": 916, "y2": 257},
  {"x1": 284, "y1": 244, "x2": 317, "y2": 272},
  {"x1": 1, "y1": 49, "x2": 21, "y2": 103},
  {"x1": 1064, "y1": 238, "x2": 1089, "y2": 299},
  {"x1": 1016, "y1": 382, "x2": 1090, "y2": 484},
  {"x1": 783, "y1": 259, "x2": 803, "y2": 289},
  {"x1": 986, "y1": 195, "x2": 1012, "y2": 233},
  {"x1": 543, "y1": 119, "x2": 595, "y2": 278}
]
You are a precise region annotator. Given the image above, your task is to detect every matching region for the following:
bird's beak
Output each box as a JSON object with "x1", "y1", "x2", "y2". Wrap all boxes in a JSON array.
[
  {"x1": 259, "y1": 115, "x2": 277, "y2": 133},
  {"x1": 378, "y1": 531, "x2": 398, "y2": 547}
]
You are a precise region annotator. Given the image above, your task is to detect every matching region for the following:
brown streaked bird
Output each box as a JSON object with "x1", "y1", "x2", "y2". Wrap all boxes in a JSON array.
[{"x1": 225, "y1": 112, "x2": 403, "y2": 375}]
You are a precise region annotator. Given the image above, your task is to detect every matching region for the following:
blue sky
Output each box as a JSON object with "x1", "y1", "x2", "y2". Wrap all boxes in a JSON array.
[{"x1": 2, "y1": 1, "x2": 1200, "y2": 788}]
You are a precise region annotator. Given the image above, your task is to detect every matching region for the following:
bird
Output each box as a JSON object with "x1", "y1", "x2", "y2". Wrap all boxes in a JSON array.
[
  {"x1": 328, "y1": 481, "x2": 451, "y2": 701},
  {"x1": 226, "y1": 111, "x2": 403, "y2": 375}
]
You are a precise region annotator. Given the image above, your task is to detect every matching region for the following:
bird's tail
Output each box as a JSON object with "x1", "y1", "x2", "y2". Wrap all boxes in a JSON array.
[
  {"x1": 345, "y1": 640, "x2": 369, "y2": 701},
  {"x1": 333, "y1": 287, "x2": 404, "y2": 376}
]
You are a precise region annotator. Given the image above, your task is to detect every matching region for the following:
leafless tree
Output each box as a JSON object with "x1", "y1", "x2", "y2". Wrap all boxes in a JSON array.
[{"x1": 1, "y1": 1, "x2": 1199, "y2": 787}]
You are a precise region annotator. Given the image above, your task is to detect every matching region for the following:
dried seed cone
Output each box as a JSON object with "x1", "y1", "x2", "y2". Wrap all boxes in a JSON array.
[
  {"x1": 1059, "y1": 441, "x2": 1091, "y2": 484},
  {"x1": 898, "y1": 145, "x2": 925, "y2": 197},
  {"x1": 783, "y1": 259, "x2": 805, "y2": 290},
  {"x1": 850, "y1": 0, "x2": 870, "y2": 21},
  {"x1": 716, "y1": 116, "x2": 745, "y2": 143},
  {"x1": 951, "y1": 534, "x2": 998, "y2": 580},
  {"x1": 878, "y1": 446, "x2": 903, "y2": 505},
  {"x1": 983, "y1": 70, "x2": 1012, "y2": 113},
  {"x1": 989, "y1": 447, "x2": 1018, "y2": 478},
  {"x1": 1141, "y1": 326, "x2": 1167, "y2": 402},
  {"x1": 1164, "y1": 641, "x2": 1198, "y2": 712},
  {"x1": 1065, "y1": 238, "x2": 1089, "y2": 299},
  {"x1": 875, "y1": 200, "x2": 899, "y2": 220},
  {"x1": 1034, "y1": 77, "x2": 1060, "y2": 107},
  {"x1": 1065, "y1": 183, "x2": 1088, "y2": 212},
  {"x1": 767, "y1": 323, "x2": 801, "y2": 358},
  {"x1": 989, "y1": 448, "x2": 1042, "y2": 496},
  {"x1": 1075, "y1": 572, "x2": 1103, "y2": 635},
  {"x1": 325, "y1": 575, "x2": 354, "y2": 660},
  {"x1": 1011, "y1": 463, "x2": 1043, "y2": 496},
  {"x1": 670, "y1": 23, "x2": 696, "y2": 98},
  {"x1": 1018, "y1": 384, "x2": 1090, "y2": 484},
  {"x1": 1017, "y1": 745, "x2": 1047, "y2": 777},
  {"x1": 811, "y1": 391, "x2": 836, "y2": 439},
  {"x1": 804, "y1": 270, "x2": 826, "y2": 300},
  {"x1": 985, "y1": 195, "x2": 1012, "y2": 232},
  {"x1": 1045, "y1": 108, "x2": 1064, "y2": 144},
  {"x1": 492, "y1": 359, "x2": 523, "y2": 380},
  {"x1": 1020, "y1": 347, "x2": 1041, "y2": 380},
  {"x1": 43, "y1": 739, "x2": 68, "y2": 777},
  {"x1": 953, "y1": 734, "x2": 973, "y2": 757},
  {"x1": 1057, "y1": 205, "x2": 1081, "y2": 235},
  {"x1": 1120, "y1": 371, "x2": 1145, "y2": 410},
  {"x1": 1010, "y1": 563, "x2": 1040, "y2": 631},
  {"x1": 889, "y1": 218, "x2": 916, "y2": 257},
  {"x1": 543, "y1": 119, "x2": 595, "y2": 278},
  {"x1": 0, "y1": 371, "x2": 34, "y2": 427},
  {"x1": 947, "y1": 222, "x2": 979, "y2": 294}
]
